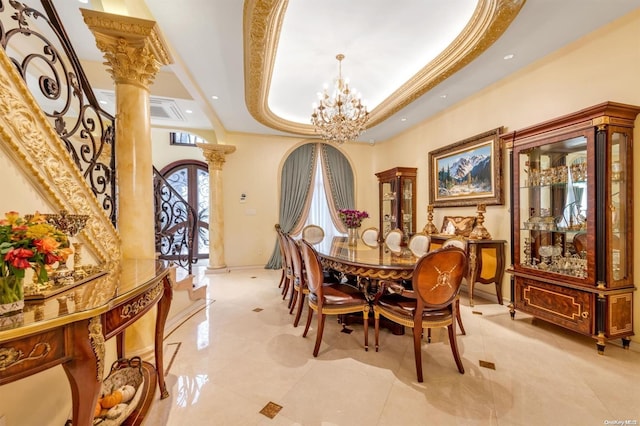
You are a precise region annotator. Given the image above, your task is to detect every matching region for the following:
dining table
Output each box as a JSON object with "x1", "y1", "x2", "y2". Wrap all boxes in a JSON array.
[
  {"x1": 312, "y1": 236, "x2": 419, "y2": 298},
  {"x1": 312, "y1": 236, "x2": 418, "y2": 334},
  {"x1": 313, "y1": 236, "x2": 418, "y2": 280}
]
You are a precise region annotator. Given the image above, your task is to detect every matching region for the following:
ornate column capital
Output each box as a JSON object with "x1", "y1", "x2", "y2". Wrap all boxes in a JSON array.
[
  {"x1": 81, "y1": 9, "x2": 172, "y2": 89},
  {"x1": 198, "y1": 143, "x2": 237, "y2": 171}
]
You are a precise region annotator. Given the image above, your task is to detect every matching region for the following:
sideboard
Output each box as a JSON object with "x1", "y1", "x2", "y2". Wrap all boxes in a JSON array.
[{"x1": 0, "y1": 259, "x2": 173, "y2": 426}]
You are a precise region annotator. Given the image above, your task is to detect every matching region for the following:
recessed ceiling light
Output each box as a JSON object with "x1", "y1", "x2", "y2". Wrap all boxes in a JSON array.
[
  {"x1": 440, "y1": 94, "x2": 448, "y2": 99},
  {"x1": 78, "y1": 0, "x2": 89, "y2": 3},
  {"x1": 185, "y1": 109, "x2": 193, "y2": 114},
  {"x1": 211, "y1": 95, "x2": 219, "y2": 100},
  {"x1": 503, "y1": 53, "x2": 515, "y2": 60},
  {"x1": 401, "y1": 118, "x2": 407, "y2": 122}
]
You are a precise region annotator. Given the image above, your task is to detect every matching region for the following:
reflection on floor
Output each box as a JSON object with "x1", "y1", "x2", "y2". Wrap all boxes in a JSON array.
[{"x1": 145, "y1": 267, "x2": 640, "y2": 425}]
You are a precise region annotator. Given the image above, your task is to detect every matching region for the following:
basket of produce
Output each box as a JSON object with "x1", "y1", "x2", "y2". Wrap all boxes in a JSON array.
[{"x1": 92, "y1": 357, "x2": 145, "y2": 426}]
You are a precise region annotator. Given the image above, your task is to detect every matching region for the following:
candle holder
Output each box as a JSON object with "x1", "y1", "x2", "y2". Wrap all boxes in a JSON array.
[
  {"x1": 422, "y1": 204, "x2": 438, "y2": 235},
  {"x1": 469, "y1": 204, "x2": 492, "y2": 240},
  {"x1": 42, "y1": 210, "x2": 90, "y2": 274}
]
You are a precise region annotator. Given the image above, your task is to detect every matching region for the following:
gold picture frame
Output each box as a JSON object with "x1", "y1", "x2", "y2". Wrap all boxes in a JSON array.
[{"x1": 429, "y1": 127, "x2": 504, "y2": 207}]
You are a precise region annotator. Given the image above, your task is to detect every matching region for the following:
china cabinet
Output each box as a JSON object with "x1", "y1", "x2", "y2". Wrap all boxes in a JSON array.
[
  {"x1": 375, "y1": 167, "x2": 417, "y2": 242},
  {"x1": 505, "y1": 102, "x2": 639, "y2": 353}
]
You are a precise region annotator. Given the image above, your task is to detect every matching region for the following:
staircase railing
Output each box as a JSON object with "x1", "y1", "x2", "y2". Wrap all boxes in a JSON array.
[
  {"x1": 153, "y1": 167, "x2": 197, "y2": 274},
  {"x1": 0, "y1": 0, "x2": 117, "y2": 226}
]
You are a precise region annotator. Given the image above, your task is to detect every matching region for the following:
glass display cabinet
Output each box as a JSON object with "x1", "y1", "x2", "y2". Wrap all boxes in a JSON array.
[
  {"x1": 506, "y1": 102, "x2": 639, "y2": 353},
  {"x1": 375, "y1": 167, "x2": 417, "y2": 242}
]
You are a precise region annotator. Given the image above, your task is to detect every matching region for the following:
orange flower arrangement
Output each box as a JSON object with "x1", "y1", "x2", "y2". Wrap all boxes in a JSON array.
[{"x1": 0, "y1": 211, "x2": 72, "y2": 283}]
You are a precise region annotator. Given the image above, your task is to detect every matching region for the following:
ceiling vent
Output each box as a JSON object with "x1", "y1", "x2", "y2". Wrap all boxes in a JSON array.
[
  {"x1": 95, "y1": 91, "x2": 186, "y2": 122},
  {"x1": 149, "y1": 97, "x2": 186, "y2": 121}
]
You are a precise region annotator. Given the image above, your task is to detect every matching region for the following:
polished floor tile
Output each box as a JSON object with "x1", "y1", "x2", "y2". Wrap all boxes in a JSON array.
[{"x1": 145, "y1": 267, "x2": 640, "y2": 425}]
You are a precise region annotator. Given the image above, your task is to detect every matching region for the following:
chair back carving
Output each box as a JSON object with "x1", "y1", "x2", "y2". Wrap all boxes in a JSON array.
[
  {"x1": 361, "y1": 227, "x2": 379, "y2": 246},
  {"x1": 302, "y1": 225, "x2": 325, "y2": 244},
  {"x1": 413, "y1": 247, "x2": 467, "y2": 309},
  {"x1": 408, "y1": 233, "x2": 430, "y2": 257}
]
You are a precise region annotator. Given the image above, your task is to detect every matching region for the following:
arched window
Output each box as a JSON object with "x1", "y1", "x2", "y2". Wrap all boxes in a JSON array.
[
  {"x1": 160, "y1": 160, "x2": 209, "y2": 259},
  {"x1": 266, "y1": 142, "x2": 355, "y2": 268},
  {"x1": 304, "y1": 151, "x2": 343, "y2": 241}
]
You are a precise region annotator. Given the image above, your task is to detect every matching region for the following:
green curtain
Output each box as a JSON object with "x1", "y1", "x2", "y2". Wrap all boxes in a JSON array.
[
  {"x1": 265, "y1": 144, "x2": 316, "y2": 269},
  {"x1": 321, "y1": 143, "x2": 355, "y2": 232}
]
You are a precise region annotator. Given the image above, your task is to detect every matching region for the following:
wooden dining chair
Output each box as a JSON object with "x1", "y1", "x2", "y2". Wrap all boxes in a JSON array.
[
  {"x1": 408, "y1": 233, "x2": 431, "y2": 257},
  {"x1": 279, "y1": 231, "x2": 295, "y2": 301},
  {"x1": 275, "y1": 225, "x2": 289, "y2": 290},
  {"x1": 361, "y1": 227, "x2": 379, "y2": 246},
  {"x1": 373, "y1": 247, "x2": 467, "y2": 382},
  {"x1": 442, "y1": 236, "x2": 466, "y2": 250},
  {"x1": 302, "y1": 224, "x2": 325, "y2": 244},
  {"x1": 286, "y1": 235, "x2": 309, "y2": 327},
  {"x1": 384, "y1": 228, "x2": 404, "y2": 252},
  {"x1": 440, "y1": 237, "x2": 468, "y2": 335},
  {"x1": 298, "y1": 240, "x2": 370, "y2": 356}
]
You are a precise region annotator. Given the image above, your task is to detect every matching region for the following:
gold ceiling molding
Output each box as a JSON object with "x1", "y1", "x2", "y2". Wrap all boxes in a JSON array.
[
  {"x1": 244, "y1": 0, "x2": 525, "y2": 138},
  {"x1": 0, "y1": 47, "x2": 120, "y2": 268}
]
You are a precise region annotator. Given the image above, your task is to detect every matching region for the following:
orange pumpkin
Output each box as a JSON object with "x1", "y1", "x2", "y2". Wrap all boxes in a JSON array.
[
  {"x1": 100, "y1": 390, "x2": 123, "y2": 409},
  {"x1": 94, "y1": 400, "x2": 102, "y2": 417}
]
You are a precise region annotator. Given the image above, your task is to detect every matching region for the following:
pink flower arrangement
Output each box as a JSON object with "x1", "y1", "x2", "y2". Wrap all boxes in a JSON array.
[{"x1": 338, "y1": 209, "x2": 369, "y2": 229}]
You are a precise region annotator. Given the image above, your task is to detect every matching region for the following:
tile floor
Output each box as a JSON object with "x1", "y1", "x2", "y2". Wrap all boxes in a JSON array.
[{"x1": 145, "y1": 267, "x2": 640, "y2": 426}]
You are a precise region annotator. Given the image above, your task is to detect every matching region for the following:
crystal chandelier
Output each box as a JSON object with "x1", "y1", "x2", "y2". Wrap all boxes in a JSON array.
[{"x1": 311, "y1": 54, "x2": 369, "y2": 144}]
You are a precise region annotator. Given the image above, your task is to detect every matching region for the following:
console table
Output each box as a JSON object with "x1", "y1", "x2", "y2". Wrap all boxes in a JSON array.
[
  {"x1": 0, "y1": 259, "x2": 173, "y2": 426},
  {"x1": 430, "y1": 235, "x2": 506, "y2": 307}
]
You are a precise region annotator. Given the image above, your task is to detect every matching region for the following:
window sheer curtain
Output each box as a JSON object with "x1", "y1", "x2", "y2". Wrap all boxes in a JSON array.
[{"x1": 265, "y1": 144, "x2": 316, "y2": 269}]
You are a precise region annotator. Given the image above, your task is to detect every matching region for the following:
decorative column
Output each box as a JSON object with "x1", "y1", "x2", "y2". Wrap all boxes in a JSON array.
[
  {"x1": 82, "y1": 10, "x2": 172, "y2": 356},
  {"x1": 197, "y1": 143, "x2": 236, "y2": 272},
  {"x1": 82, "y1": 10, "x2": 172, "y2": 260}
]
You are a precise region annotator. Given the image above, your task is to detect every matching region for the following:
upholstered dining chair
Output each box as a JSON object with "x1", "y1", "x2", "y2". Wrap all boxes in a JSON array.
[
  {"x1": 442, "y1": 236, "x2": 467, "y2": 250},
  {"x1": 384, "y1": 228, "x2": 404, "y2": 252},
  {"x1": 286, "y1": 235, "x2": 309, "y2": 327},
  {"x1": 361, "y1": 227, "x2": 379, "y2": 246},
  {"x1": 279, "y1": 231, "x2": 295, "y2": 301},
  {"x1": 408, "y1": 233, "x2": 431, "y2": 257},
  {"x1": 437, "y1": 237, "x2": 468, "y2": 336},
  {"x1": 298, "y1": 239, "x2": 370, "y2": 357},
  {"x1": 302, "y1": 224, "x2": 325, "y2": 244},
  {"x1": 373, "y1": 247, "x2": 467, "y2": 382},
  {"x1": 275, "y1": 225, "x2": 288, "y2": 290}
]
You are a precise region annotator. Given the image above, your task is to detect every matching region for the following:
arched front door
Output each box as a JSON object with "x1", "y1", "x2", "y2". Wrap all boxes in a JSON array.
[{"x1": 160, "y1": 160, "x2": 210, "y2": 259}]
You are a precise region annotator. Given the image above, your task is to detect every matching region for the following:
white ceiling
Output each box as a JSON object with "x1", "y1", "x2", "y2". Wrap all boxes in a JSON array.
[{"x1": 53, "y1": 0, "x2": 640, "y2": 144}]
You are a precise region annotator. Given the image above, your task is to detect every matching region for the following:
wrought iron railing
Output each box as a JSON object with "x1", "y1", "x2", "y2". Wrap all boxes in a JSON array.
[
  {"x1": 0, "y1": 0, "x2": 117, "y2": 226},
  {"x1": 154, "y1": 167, "x2": 197, "y2": 274}
]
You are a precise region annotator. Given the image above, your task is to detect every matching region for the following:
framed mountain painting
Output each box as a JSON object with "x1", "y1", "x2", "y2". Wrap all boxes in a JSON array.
[{"x1": 429, "y1": 127, "x2": 504, "y2": 207}]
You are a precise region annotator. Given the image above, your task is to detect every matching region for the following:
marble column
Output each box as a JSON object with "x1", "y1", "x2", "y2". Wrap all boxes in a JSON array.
[
  {"x1": 82, "y1": 10, "x2": 172, "y2": 356},
  {"x1": 197, "y1": 143, "x2": 236, "y2": 272},
  {"x1": 82, "y1": 10, "x2": 172, "y2": 260}
]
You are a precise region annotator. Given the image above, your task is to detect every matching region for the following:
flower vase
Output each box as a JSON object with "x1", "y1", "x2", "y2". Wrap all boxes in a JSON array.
[
  {"x1": 347, "y1": 228, "x2": 359, "y2": 246},
  {"x1": 0, "y1": 275, "x2": 25, "y2": 317}
]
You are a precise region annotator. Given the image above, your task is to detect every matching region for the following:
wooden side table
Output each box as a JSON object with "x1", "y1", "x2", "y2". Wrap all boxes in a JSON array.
[{"x1": 0, "y1": 259, "x2": 172, "y2": 426}]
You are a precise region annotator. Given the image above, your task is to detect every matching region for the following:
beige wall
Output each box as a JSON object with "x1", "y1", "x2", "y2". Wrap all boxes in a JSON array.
[
  {"x1": 149, "y1": 12, "x2": 640, "y2": 347},
  {"x1": 375, "y1": 9, "x2": 640, "y2": 344},
  {"x1": 154, "y1": 9, "x2": 640, "y2": 342}
]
